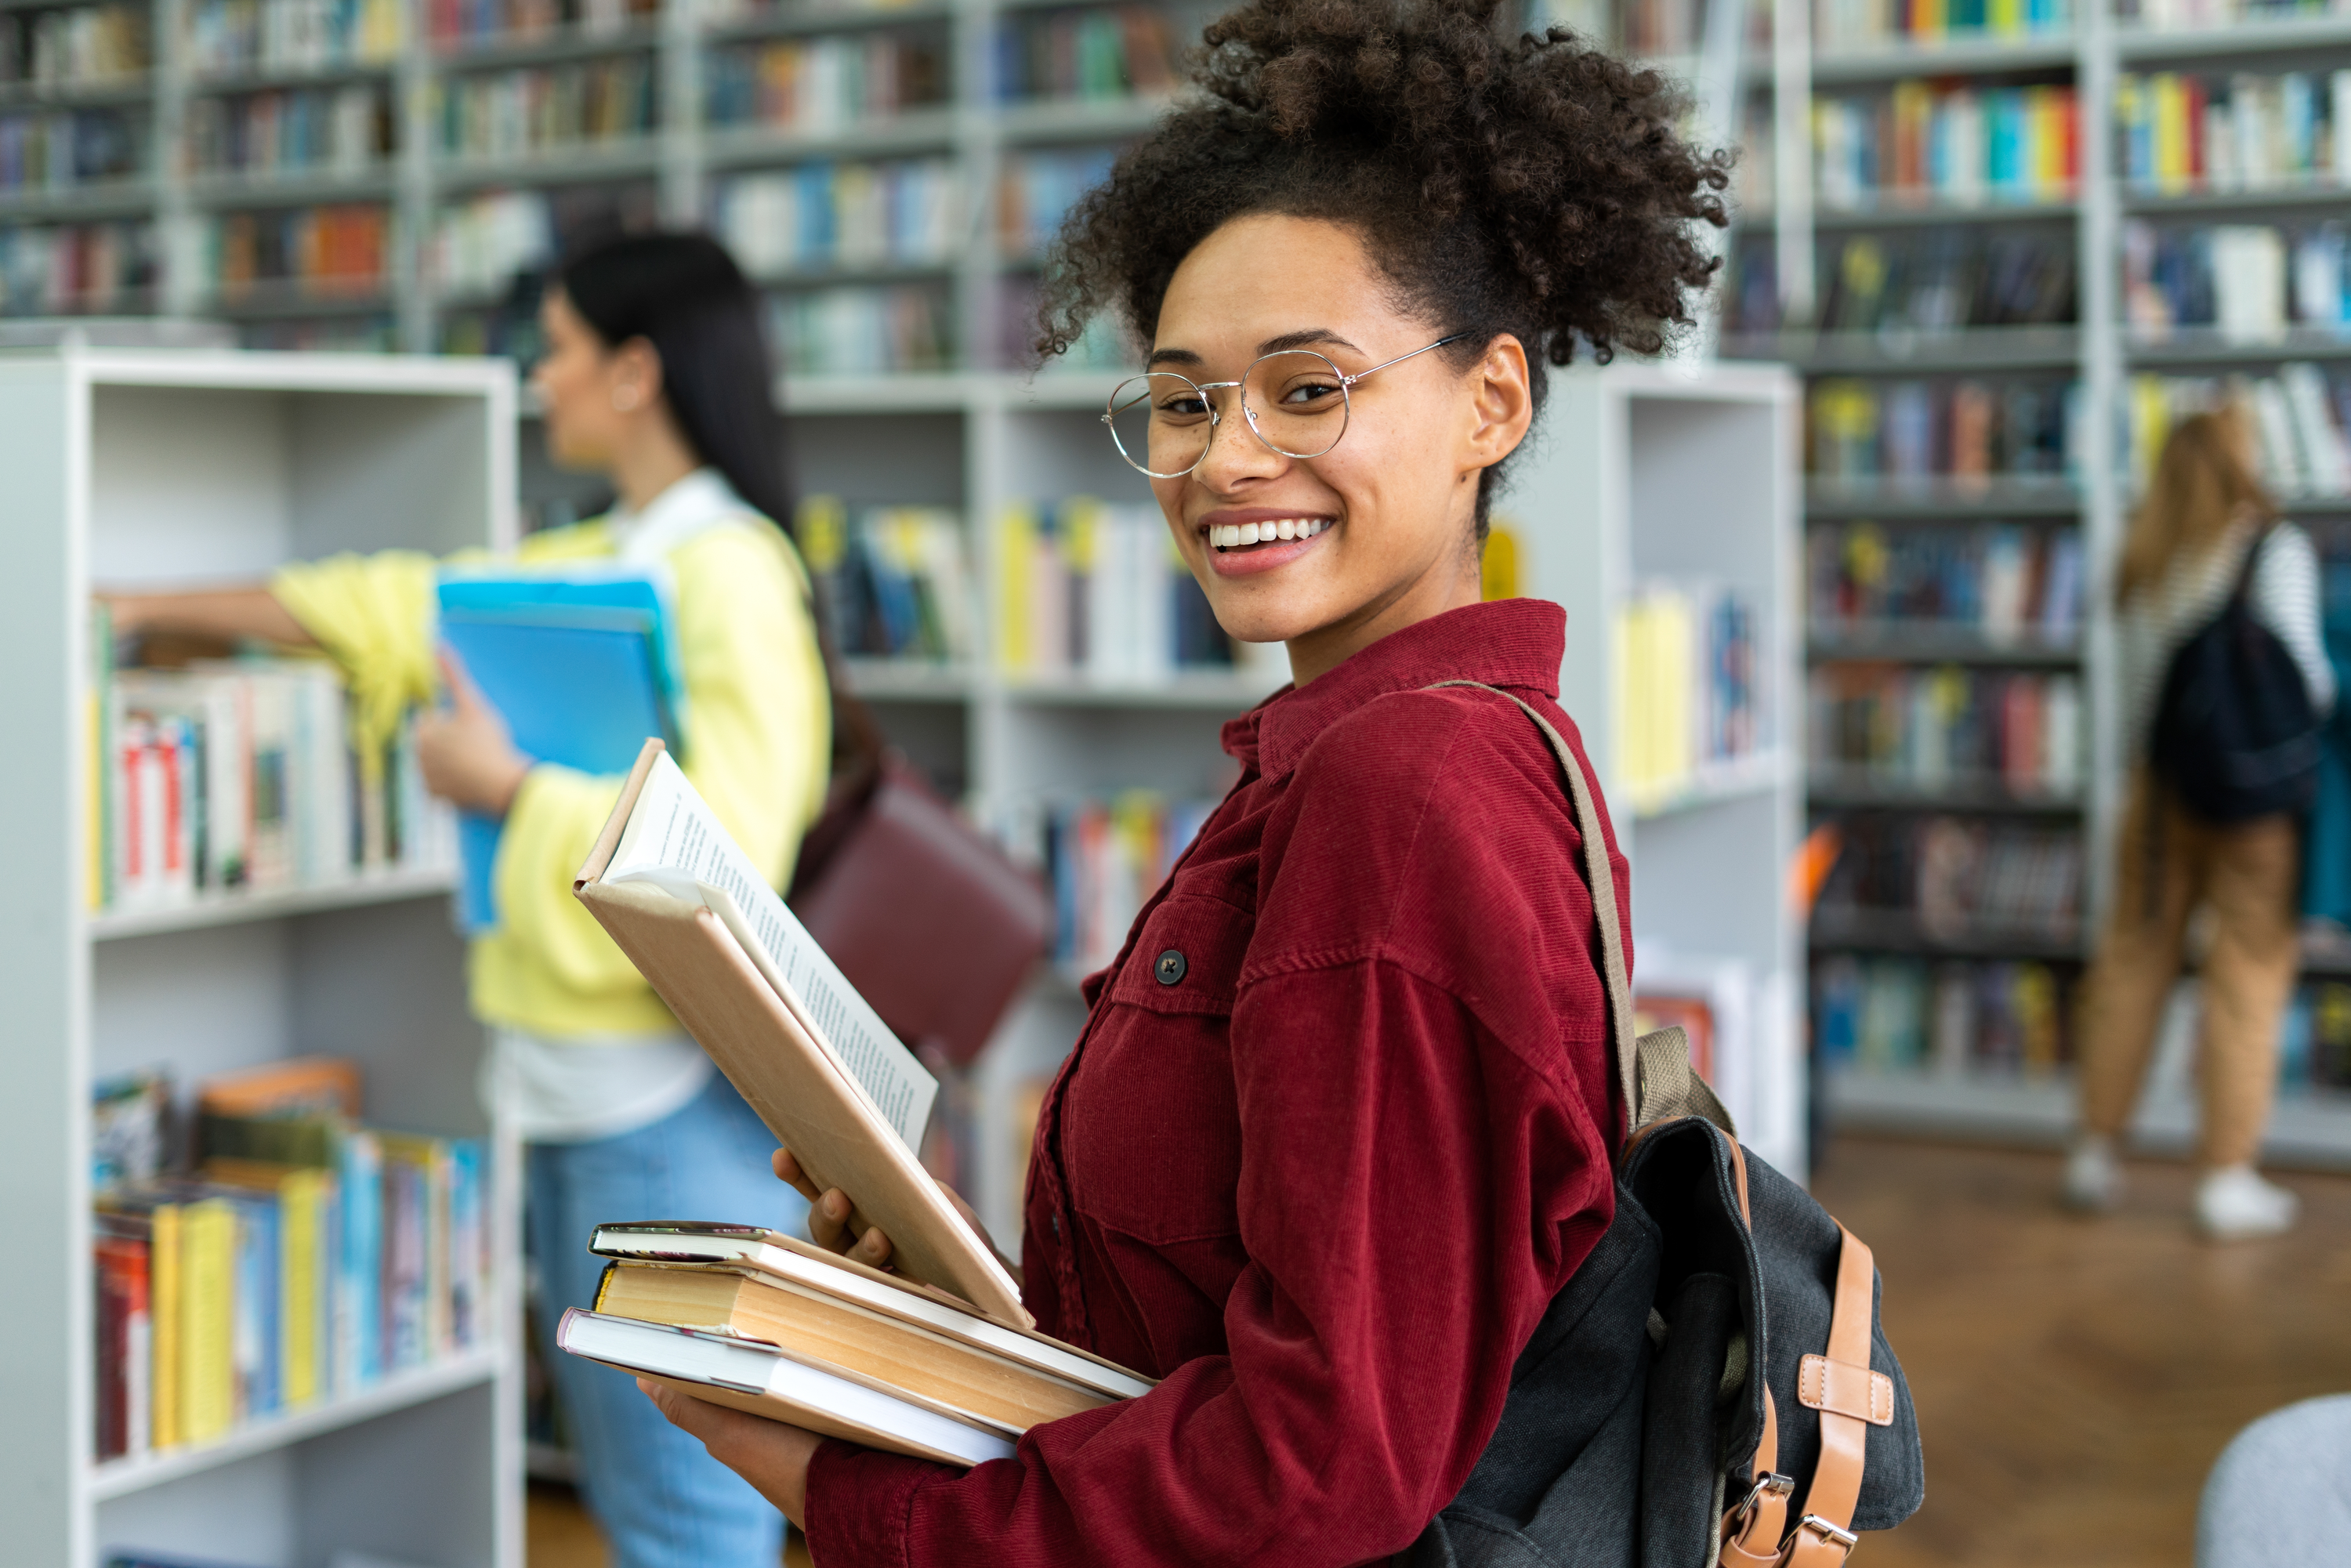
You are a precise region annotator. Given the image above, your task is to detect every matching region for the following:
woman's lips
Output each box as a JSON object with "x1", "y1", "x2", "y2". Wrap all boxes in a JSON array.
[
  {"x1": 1198, "y1": 516, "x2": 1332, "y2": 578},
  {"x1": 1204, "y1": 517, "x2": 1328, "y2": 548}
]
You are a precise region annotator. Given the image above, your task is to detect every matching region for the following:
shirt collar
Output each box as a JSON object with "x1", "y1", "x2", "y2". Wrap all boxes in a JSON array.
[
  {"x1": 606, "y1": 468, "x2": 755, "y2": 564},
  {"x1": 1222, "y1": 599, "x2": 1567, "y2": 780}
]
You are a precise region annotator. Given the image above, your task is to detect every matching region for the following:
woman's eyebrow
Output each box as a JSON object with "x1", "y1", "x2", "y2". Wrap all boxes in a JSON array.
[
  {"x1": 1147, "y1": 346, "x2": 1205, "y2": 368},
  {"x1": 1259, "y1": 328, "x2": 1361, "y2": 355}
]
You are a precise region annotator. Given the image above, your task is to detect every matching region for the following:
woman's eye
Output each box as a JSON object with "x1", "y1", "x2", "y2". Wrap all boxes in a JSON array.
[
  {"x1": 1158, "y1": 396, "x2": 1209, "y2": 418},
  {"x1": 1280, "y1": 382, "x2": 1342, "y2": 407}
]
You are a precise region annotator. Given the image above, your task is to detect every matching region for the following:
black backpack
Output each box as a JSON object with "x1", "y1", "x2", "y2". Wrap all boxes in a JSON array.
[
  {"x1": 2151, "y1": 524, "x2": 2321, "y2": 824},
  {"x1": 1410, "y1": 685, "x2": 1925, "y2": 1568}
]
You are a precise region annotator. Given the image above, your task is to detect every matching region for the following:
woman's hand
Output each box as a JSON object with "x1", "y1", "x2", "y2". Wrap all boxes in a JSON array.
[
  {"x1": 416, "y1": 649, "x2": 531, "y2": 817},
  {"x1": 773, "y1": 1148, "x2": 1022, "y2": 1287},
  {"x1": 636, "y1": 1378, "x2": 823, "y2": 1526}
]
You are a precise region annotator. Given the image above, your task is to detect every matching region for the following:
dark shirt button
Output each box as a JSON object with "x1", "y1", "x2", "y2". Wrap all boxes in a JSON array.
[
  {"x1": 1154, "y1": 948, "x2": 1187, "y2": 985},
  {"x1": 1052, "y1": 1212, "x2": 1063, "y2": 1239}
]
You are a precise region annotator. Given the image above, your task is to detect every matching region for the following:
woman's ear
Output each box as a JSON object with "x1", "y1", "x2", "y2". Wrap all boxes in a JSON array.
[
  {"x1": 1462, "y1": 334, "x2": 1533, "y2": 476},
  {"x1": 610, "y1": 335, "x2": 665, "y2": 415}
]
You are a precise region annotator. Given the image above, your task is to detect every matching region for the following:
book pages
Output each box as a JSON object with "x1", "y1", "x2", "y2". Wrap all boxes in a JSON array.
[{"x1": 607, "y1": 751, "x2": 937, "y2": 1149}]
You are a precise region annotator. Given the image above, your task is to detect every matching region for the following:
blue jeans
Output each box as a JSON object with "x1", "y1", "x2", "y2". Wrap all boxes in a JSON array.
[{"x1": 528, "y1": 1071, "x2": 811, "y2": 1568}]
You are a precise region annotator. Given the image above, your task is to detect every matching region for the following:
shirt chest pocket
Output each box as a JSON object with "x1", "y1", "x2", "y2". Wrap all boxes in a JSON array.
[{"x1": 1060, "y1": 896, "x2": 1250, "y2": 1245}]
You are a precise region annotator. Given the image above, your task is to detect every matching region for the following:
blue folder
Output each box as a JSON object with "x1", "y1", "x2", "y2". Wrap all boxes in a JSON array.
[{"x1": 437, "y1": 601, "x2": 680, "y2": 933}]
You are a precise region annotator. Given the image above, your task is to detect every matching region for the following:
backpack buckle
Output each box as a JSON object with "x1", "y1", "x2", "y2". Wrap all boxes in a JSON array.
[
  {"x1": 1798, "y1": 1514, "x2": 1860, "y2": 1554},
  {"x1": 1728, "y1": 1471, "x2": 1792, "y2": 1527}
]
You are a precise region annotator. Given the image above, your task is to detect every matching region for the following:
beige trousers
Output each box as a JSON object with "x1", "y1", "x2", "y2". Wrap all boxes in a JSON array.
[{"x1": 2076, "y1": 770, "x2": 2302, "y2": 1169}]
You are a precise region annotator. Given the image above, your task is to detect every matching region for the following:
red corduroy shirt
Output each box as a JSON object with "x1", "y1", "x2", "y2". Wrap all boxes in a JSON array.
[{"x1": 806, "y1": 598, "x2": 1629, "y2": 1566}]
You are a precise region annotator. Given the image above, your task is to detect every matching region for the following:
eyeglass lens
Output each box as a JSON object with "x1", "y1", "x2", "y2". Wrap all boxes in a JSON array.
[{"x1": 1106, "y1": 350, "x2": 1351, "y2": 478}]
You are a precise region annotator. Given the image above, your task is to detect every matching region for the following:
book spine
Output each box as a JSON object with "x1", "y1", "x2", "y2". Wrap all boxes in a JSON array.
[
  {"x1": 151, "y1": 1202, "x2": 181, "y2": 1450},
  {"x1": 181, "y1": 1197, "x2": 236, "y2": 1445},
  {"x1": 282, "y1": 1166, "x2": 321, "y2": 1407}
]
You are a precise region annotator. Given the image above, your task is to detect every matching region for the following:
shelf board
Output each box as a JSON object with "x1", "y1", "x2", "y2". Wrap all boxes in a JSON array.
[
  {"x1": 2124, "y1": 179, "x2": 2351, "y2": 215},
  {"x1": 1806, "y1": 479, "x2": 2083, "y2": 517},
  {"x1": 777, "y1": 370, "x2": 973, "y2": 412},
  {"x1": 750, "y1": 258, "x2": 957, "y2": 291},
  {"x1": 2116, "y1": 16, "x2": 2351, "y2": 60},
  {"x1": 709, "y1": 0, "x2": 954, "y2": 42},
  {"x1": 1827, "y1": 1068, "x2": 2351, "y2": 1168},
  {"x1": 2126, "y1": 328, "x2": 2351, "y2": 368},
  {"x1": 437, "y1": 138, "x2": 665, "y2": 190},
  {"x1": 995, "y1": 94, "x2": 1174, "y2": 145},
  {"x1": 0, "y1": 74, "x2": 150, "y2": 110},
  {"x1": 433, "y1": 22, "x2": 662, "y2": 70},
  {"x1": 188, "y1": 59, "x2": 400, "y2": 93},
  {"x1": 1626, "y1": 748, "x2": 1789, "y2": 821},
  {"x1": 1809, "y1": 909, "x2": 2085, "y2": 960},
  {"x1": 1798, "y1": 196, "x2": 2078, "y2": 230},
  {"x1": 88, "y1": 1348, "x2": 504, "y2": 1501},
  {"x1": 0, "y1": 179, "x2": 158, "y2": 221},
  {"x1": 701, "y1": 107, "x2": 960, "y2": 166},
  {"x1": 1722, "y1": 325, "x2": 2081, "y2": 373},
  {"x1": 206, "y1": 286, "x2": 395, "y2": 319},
  {"x1": 1003, "y1": 670, "x2": 1286, "y2": 710},
  {"x1": 840, "y1": 658, "x2": 973, "y2": 700},
  {"x1": 1807, "y1": 772, "x2": 2085, "y2": 814},
  {"x1": 1807, "y1": 628, "x2": 2082, "y2": 665},
  {"x1": 90, "y1": 864, "x2": 457, "y2": 941},
  {"x1": 187, "y1": 168, "x2": 400, "y2": 208},
  {"x1": 1809, "y1": 33, "x2": 2080, "y2": 84}
]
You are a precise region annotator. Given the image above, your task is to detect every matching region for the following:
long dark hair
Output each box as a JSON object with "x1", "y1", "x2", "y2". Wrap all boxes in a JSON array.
[{"x1": 556, "y1": 231, "x2": 795, "y2": 535}]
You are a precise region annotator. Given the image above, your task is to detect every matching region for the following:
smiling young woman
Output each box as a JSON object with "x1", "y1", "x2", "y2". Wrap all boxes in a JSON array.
[{"x1": 637, "y1": 1, "x2": 1727, "y2": 1562}]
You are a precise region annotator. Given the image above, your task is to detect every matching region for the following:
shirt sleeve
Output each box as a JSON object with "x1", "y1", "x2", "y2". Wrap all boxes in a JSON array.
[
  {"x1": 2254, "y1": 523, "x2": 2336, "y2": 717},
  {"x1": 270, "y1": 549, "x2": 440, "y2": 767},
  {"x1": 493, "y1": 523, "x2": 832, "y2": 998},
  {"x1": 804, "y1": 698, "x2": 1620, "y2": 1567}
]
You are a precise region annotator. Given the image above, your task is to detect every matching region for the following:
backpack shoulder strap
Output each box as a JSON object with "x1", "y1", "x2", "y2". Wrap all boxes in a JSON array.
[{"x1": 1418, "y1": 681, "x2": 1733, "y2": 1142}]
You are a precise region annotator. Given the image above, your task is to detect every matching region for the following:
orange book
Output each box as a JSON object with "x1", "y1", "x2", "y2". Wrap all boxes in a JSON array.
[{"x1": 197, "y1": 1056, "x2": 361, "y2": 1120}]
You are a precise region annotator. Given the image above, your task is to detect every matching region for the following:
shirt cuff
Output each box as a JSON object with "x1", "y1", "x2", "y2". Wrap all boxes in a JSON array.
[{"x1": 805, "y1": 1439, "x2": 953, "y2": 1568}]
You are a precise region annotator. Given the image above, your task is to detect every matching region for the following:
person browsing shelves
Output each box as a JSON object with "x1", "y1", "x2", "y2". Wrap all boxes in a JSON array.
[
  {"x1": 636, "y1": 2, "x2": 1729, "y2": 1561},
  {"x1": 105, "y1": 233, "x2": 828, "y2": 1568}
]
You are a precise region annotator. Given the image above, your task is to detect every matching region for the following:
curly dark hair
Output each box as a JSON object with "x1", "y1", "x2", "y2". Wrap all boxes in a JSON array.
[{"x1": 1037, "y1": 0, "x2": 1730, "y2": 524}]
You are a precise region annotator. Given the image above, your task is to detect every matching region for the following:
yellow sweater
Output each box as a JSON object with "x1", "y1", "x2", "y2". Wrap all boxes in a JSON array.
[{"x1": 272, "y1": 479, "x2": 831, "y2": 1041}]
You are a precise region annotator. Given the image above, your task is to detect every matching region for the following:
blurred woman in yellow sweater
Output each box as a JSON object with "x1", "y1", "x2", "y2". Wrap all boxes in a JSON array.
[{"x1": 108, "y1": 233, "x2": 828, "y2": 1568}]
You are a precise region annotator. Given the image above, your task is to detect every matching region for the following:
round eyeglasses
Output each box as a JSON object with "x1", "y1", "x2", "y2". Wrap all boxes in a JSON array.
[{"x1": 1103, "y1": 333, "x2": 1473, "y2": 480}]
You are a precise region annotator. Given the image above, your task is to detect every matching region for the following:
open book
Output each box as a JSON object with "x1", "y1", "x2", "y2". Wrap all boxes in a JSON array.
[{"x1": 574, "y1": 740, "x2": 1023, "y2": 1325}]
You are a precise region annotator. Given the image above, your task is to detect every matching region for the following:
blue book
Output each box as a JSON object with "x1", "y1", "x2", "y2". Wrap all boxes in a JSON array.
[
  {"x1": 436, "y1": 583, "x2": 682, "y2": 933},
  {"x1": 228, "y1": 1193, "x2": 280, "y2": 1419},
  {"x1": 339, "y1": 1129, "x2": 382, "y2": 1392}
]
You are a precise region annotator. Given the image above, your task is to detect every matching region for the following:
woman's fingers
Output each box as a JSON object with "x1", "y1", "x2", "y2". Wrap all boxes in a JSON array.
[
  {"x1": 803, "y1": 1186, "x2": 896, "y2": 1268},
  {"x1": 771, "y1": 1147, "x2": 824, "y2": 1203},
  {"x1": 636, "y1": 1378, "x2": 820, "y2": 1527}
]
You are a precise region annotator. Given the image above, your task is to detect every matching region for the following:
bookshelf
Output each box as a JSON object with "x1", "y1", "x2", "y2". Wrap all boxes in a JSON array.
[
  {"x1": 1697, "y1": 0, "x2": 2351, "y2": 1164},
  {"x1": 0, "y1": 346, "x2": 522, "y2": 1568}
]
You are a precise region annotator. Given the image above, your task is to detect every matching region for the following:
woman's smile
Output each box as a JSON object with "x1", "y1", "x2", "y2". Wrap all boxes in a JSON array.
[{"x1": 1197, "y1": 507, "x2": 1336, "y2": 576}]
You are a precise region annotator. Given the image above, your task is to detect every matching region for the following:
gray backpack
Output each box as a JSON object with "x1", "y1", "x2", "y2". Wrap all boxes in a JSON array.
[{"x1": 1411, "y1": 685, "x2": 1925, "y2": 1568}]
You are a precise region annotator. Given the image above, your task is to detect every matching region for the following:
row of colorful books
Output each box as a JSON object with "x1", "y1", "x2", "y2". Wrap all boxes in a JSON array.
[
  {"x1": 2116, "y1": 69, "x2": 2351, "y2": 197},
  {"x1": 1817, "y1": 230, "x2": 2077, "y2": 336},
  {"x1": 2122, "y1": 0, "x2": 2351, "y2": 31},
  {"x1": 767, "y1": 279, "x2": 951, "y2": 375},
  {"x1": 2125, "y1": 221, "x2": 2351, "y2": 342},
  {"x1": 1809, "y1": 666, "x2": 2083, "y2": 797},
  {"x1": 1020, "y1": 791, "x2": 1217, "y2": 974},
  {"x1": 994, "y1": 499, "x2": 1242, "y2": 679},
  {"x1": 94, "y1": 650, "x2": 455, "y2": 911},
  {"x1": 1813, "y1": 81, "x2": 2080, "y2": 211},
  {"x1": 91, "y1": 1059, "x2": 489, "y2": 1461},
  {"x1": 187, "y1": 83, "x2": 391, "y2": 180},
  {"x1": 1813, "y1": 0, "x2": 2077, "y2": 49},
  {"x1": 1809, "y1": 375, "x2": 2082, "y2": 484},
  {"x1": 1815, "y1": 954, "x2": 2074, "y2": 1079},
  {"x1": 1614, "y1": 581, "x2": 1766, "y2": 804},
  {"x1": 0, "y1": 104, "x2": 142, "y2": 193},
  {"x1": 1604, "y1": 0, "x2": 1770, "y2": 57},
  {"x1": 430, "y1": 186, "x2": 552, "y2": 297},
  {"x1": 435, "y1": 57, "x2": 655, "y2": 158},
  {"x1": 186, "y1": 0, "x2": 408, "y2": 78},
  {"x1": 426, "y1": 0, "x2": 654, "y2": 51},
  {"x1": 1809, "y1": 520, "x2": 2085, "y2": 643},
  {"x1": 714, "y1": 157, "x2": 958, "y2": 280},
  {"x1": 2125, "y1": 364, "x2": 2351, "y2": 496},
  {"x1": 0, "y1": 215, "x2": 150, "y2": 313},
  {"x1": 0, "y1": 4, "x2": 147, "y2": 91},
  {"x1": 707, "y1": 32, "x2": 947, "y2": 134},
  {"x1": 797, "y1": 497, "x2": 976, "y2": 664},
  {"x1": 202, "y1": 201, "x2": 389, "y2": 298},
  {"x1": 992, "y1": 5, "x2": 1175, "y2": 104},
  {"x1": 998, "y1": 144, "x2": 1116, "y2": 261},
  {"x1": 1815, "y1": 815, "x2": 2085, "y2": 937}
]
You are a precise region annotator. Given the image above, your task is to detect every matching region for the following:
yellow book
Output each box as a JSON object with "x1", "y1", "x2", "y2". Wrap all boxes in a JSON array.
[
  {"x1": 995, "y1": 503, "x2": 1038, "y2": 672},
  {"x1": 281, "y1": 1167, "x2": 326, "y2": 1407},
  {"x1": 150, "y1": 1202, "x2": 182, "y2": 1450},
  {"x1": 1988, "y1": 0, "x2": 2024, "y2": 38},
  {"x1": 1912, "y1": 0, "x2": 1946, "y2": 42},
  {"x1": 2030, "y1": 87, "x2": 2062, "y2": 197},
  {"x1": 179, "y1": 1198, "x2": 237, "y2": 1446},
  {"x1": 2153, "y1": 74, "x2": 2191, "y2": 197}
]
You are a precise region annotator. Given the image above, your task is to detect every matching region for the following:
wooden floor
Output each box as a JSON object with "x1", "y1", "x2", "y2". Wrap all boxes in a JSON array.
[{"x1": 527, "y1": 1138, "x2": 2351, "y2": 1567}]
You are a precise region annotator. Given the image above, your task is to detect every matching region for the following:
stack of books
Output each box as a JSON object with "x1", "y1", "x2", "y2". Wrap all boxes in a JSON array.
[
  {"x1": 1813, "y1": 81, "x2": 2081, "y2": 212},
  {"x1": 796, "y1": 497, "x2": 976, "y2": 665},
  {"x1": 1023, "y1": 790, "x2": 1217, "y2": 974},
  {"x1": 993, "y1": 5, "x2": 1174, "y2": 104},
  {"x1": 1809, "y1": 520, "x2": 2085, "y2": 646},
  {"x1": 715, "y1": 158, "x2": 961, "y2": 280},
  {"x1": 2117, "y1": 69, "x2": 2351, "y2": 197},
  {"x1": 1808, "y1": 664, "x2": 2085, "y2": 798},
  {"x1": 1816, "y1": 953, "x2": 2074, "y2": 1079},
  {"x1": 560, "y1": 743, "x2": 1153, "y2": 1463},
  {"x1": 2125, "y1": 364, "x2": 2351, "y2": 497},
  {"x1": 706, "y1": 31, "x2": 947, "y2": 133},
  {"x1": 994, "y1": 499, "x2": 1242, "y2": 678},
  {"x1": 2123, "y1": 220, "x2": 2349, "y2": 342},
  {"x1": 1613, "y1": 581, "x2": 1765, "y2": 805}
]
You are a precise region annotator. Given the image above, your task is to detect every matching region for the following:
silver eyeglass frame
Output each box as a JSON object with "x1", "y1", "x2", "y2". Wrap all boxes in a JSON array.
[{"x1": 1102, "y1": 331, "x2": 1476, "y2": 479}]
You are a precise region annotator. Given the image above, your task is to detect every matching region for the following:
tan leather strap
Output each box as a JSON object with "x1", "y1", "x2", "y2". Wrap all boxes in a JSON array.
[
  {"x1": 1782, "y1": 1226, "x2": 1876, "y2": 1565},
  {"x1": 1721, "y1": 1390, "x2": 1790, "y2": 1564}
]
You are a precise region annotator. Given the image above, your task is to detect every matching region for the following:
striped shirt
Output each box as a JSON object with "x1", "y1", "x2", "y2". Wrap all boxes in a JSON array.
[{"x1": 2120, "y1": 518, "x2": 2336, "y2": 762}]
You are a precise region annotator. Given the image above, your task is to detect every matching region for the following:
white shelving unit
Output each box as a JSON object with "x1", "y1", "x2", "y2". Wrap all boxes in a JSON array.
[{"x1": 0, "y1": 346, "x2": 523, "y2": 1568}]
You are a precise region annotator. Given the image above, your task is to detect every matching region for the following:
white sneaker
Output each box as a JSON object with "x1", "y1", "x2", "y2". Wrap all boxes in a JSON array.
[
  {"x1": 2062, "y1": 1135, "x2": 2124, "y2": 1213},
  {"x1": 2194, "y1": 1165, "x2": 2299, "y2": 1240}
]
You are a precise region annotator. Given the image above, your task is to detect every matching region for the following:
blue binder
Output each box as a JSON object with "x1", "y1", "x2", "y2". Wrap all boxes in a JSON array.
[{"x1": 437, "y1": 598, "x2": 680, "y2": 933}]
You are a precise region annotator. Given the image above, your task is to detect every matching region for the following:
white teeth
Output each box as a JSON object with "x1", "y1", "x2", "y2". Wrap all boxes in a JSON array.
[
  {"x1": 1206, "y1": 519, "x2": 1331, "y2": 548},
  {"x1": 1275, "y1": 518, "x2": 1297, "y2": 540},
  {"x1": 1241, "y1": 522, "x2": 1262, "y2": 545}
]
